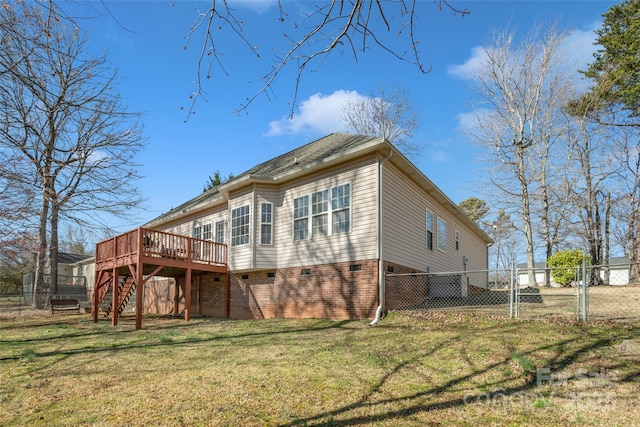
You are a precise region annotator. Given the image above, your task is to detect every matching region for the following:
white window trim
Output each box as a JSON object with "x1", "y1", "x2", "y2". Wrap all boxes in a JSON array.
[
  {"x1": 293, "y1": 195, "x2": 309, "y2": 242},
  {"x1": 231, "y1": 204, "x2": 251, "y2": 247},
  {"x1": 215, "y1": 219, "x2": 225, "y2": 244},
  {"x1": 292, "y1": 182, "x2": 352, "y2": 242},
  {"x1": 202, "y1": 223, "x2": 212, "y2": 241}
]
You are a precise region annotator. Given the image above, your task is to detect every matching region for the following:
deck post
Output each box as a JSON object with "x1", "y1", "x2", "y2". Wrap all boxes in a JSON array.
[
  {"x1": 135, "y1": 261, "x2": 144, "y2": 330},
  {"x1": 111, "y1": 267, "x2": 118, "y2": 326},
  {"x1": 185, "y1": 268, "x2": 192, "y2": 321},
  {"x1": 92, "y1": 271, "x2": 100, "y2": 323}
]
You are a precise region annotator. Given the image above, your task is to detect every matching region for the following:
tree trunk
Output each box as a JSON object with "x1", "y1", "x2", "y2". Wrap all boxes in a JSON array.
[
  {"x1": 517, "y1": 147, "x2": 537, "y2": 286},
  {"x1": 604, "y1": 193, "x2": 611, "y2": 285},
  {"x1": 32, "y1": 190, "x2": 49, "y2": 309},
  {"x1": 50, "y1": 204, "x2": 59, "y2": 295}
]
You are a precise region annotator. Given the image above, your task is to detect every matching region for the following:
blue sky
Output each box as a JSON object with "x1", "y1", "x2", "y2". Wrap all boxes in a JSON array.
[{"x1": 61, "y1": 0, "x2": 618, "y2": 233}]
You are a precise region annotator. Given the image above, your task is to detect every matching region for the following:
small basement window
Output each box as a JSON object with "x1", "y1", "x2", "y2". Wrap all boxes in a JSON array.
[
  {"x1": 242, "y1": 274, "x2": 249, "y2": 280},
  {"x1": 267, "y1": 272, "x2": 276, "y2": 278},
  {"x1": 301, "y1": 269, "x2": 311, "y2": 276},
  {"x1": 349, "y1": 264, "x2": 362, "y2": 272}
]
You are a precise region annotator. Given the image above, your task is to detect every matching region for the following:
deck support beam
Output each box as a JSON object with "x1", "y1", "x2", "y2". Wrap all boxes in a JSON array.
[
  {"x1": 92, "y1": 271, "x2": 102, "y2": 323},
  {"x1": 185, "y1": 268, "x2": 192, "y2": 321},
  {"x1": 111, "y1": 267, "x2": 118, "y2": 326},
  {"x1": 135, "y1": 261, "x2": 144, "y2": 330}
]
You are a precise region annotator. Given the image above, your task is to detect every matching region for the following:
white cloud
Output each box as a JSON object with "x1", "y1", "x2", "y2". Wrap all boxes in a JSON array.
[
  {"x1": 430, "y1": 149, "x2": 449, "y2": 163},
  {"x1": 559, "y1": 22, "x2": 600, "y2": 72},
  {"x1": 456, "y1": 110, "x2": 480, "y2": 134},
  {"x1": 448, "y1": 46, "x2": 488, "y2": 80},
  {"x1": 448, "y1": 21, "x2": 600, "y2": 82},
  {"x1": 265, "y1": 90, "x2": 367, "y2": 136}
]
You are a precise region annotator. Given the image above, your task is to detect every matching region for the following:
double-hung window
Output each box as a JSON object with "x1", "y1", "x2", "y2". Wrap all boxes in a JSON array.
[
  {"x1": 193, "y1": 225, "x2": 202, "y2": 240},
  {"x1": 202, "y1": 223, "x2": 212, "y2": 241},
  {"x1": 312, "y1": 190, "x2": 329, "y2": 237},
  {"x1": 293, "y1": 195, "x2": 309, "y2": 241},
  {"x1": 261, "y1": 203, "x2": 273, "y2": 245},
  {"x1": 215, "y1": 220, "x2": 225, "y2": 244},
  {"x1": 331, "y1": 184, "x2": 350, "y2": 234},
  {"x1": 231, "y1": 205, "x2": 250, "y2": 246}
]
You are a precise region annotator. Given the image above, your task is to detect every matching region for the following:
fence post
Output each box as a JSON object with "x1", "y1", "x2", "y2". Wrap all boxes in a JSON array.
[
  {"x1": 582, "y1": 259, "x2": 588, "y2": 322},
  {"x1": 509, "y1": 264, "x2": 515, "y2": 319}
]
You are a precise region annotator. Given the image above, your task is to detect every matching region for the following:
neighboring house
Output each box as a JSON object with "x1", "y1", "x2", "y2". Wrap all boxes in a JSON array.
[
  {"x1": 94, "y1": 133, "x2": 492, "y2": 325},
  {"x1": 517, "y1": 256, "x2": 631, "y2": 287},
  {"x1": 23, "y1": 252, "x2": 93, "y2": 305}
]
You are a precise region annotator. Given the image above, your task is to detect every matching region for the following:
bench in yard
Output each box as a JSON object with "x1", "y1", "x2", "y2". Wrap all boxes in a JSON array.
[{"x1": 50, "y1": 298, "x2": 81, "y2": 314}]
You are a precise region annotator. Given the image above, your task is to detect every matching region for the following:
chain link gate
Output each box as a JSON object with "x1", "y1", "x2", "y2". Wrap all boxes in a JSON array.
[{"x1": 514, "y1": 266, "x2": 586, "y2": 322}]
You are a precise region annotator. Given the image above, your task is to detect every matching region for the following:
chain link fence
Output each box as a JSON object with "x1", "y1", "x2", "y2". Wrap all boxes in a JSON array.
[
  {"x1": 385, "y1": 269, "x2": 514, "y2": 318},
  {"x1": 386, "y1": 263, "x2": 640, "y2": 324},
  {"x1": 1, "y1": 291, "x2": 91, "y2": 318},
  {"x1": 584, "y1": 264, "x2": 640, "y2": 323}
]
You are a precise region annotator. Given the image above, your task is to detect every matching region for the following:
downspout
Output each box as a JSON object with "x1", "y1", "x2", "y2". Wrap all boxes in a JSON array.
[{"x1": 370, "y1": 149, "x2": 393, "y2": 326}]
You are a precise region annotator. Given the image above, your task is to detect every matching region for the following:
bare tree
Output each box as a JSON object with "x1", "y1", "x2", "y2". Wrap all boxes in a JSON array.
[
  {"x1": 341, "y1": 84, "x2": 421, "y2": 157},
  {"x1": 183, "y1": 0, "x2": 469, "y2": 118},
  {"x1": 0, "y1": 3, "x2": 145, "y2": 306},
  {"x1": 464, "y1": 26, "x2": 571, "y2": 286},
  {"x1": 35, "y1": 1, "x2": 470, "y2": 119},
  {"x1": 0, "y1": 152, "x2": 37, "y2": 259},
  {"x1": 607, "y1": 125, "x2": 640, "y2": 280}
]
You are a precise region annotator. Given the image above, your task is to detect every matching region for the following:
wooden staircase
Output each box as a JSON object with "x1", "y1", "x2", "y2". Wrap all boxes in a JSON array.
[{"x1": 103, "y1": 277, "x2": 136, "y2": 317}]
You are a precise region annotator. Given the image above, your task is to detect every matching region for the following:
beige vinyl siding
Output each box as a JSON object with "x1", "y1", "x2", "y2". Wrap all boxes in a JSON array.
[
  {"x1": 382, "y1": 162, "x2": 488, "y2": 273},
  {"x1": 274, "y1": 156, "x2": 378, "y2": 269},
  {"x1": 254, "y1": 185, "x2": 278, "y2": 269}
]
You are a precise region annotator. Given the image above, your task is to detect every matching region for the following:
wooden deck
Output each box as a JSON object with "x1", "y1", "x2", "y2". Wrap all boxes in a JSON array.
[{"x1": 93, "y1": 227, "x2": 229, "y2": 329}]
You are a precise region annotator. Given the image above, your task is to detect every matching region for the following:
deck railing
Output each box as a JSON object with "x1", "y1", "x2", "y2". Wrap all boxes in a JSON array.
[{"x1": 96, "y1": 227, "x2": 227, "y2": 267}]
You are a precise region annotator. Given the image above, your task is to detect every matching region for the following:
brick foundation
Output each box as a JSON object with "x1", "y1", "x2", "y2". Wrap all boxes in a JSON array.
[
  {"x1": 230, "y1": 259, "x2": 380, "y2": 320},
  {"x1": 142, "y1": 260, "x2": 381, "y2": 320}
]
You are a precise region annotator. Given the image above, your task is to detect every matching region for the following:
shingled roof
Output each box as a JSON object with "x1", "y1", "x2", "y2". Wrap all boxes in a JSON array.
[{"x1": 234, "y1": 133, "x2": 379, "y2": 179}]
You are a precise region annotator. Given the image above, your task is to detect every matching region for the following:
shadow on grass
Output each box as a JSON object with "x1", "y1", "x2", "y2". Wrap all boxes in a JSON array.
[
  {"x1": 280, "y1": 327, "x2": 639, "y2": 426},
  {"x1": 0, "y1": 316, "x2": 357, "y2": 361}
]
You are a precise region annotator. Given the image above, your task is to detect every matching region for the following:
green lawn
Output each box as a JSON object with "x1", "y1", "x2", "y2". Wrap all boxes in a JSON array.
[{"x1": 0, "y1": 311, "x2": 638, "y2": 426}]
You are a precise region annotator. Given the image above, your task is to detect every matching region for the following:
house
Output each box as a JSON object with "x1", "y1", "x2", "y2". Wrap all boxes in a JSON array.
[
  {"x1": 23, "y1": 252, "x2": 93, "y2": 305},
  {"x1": 93, "y1": 133, "x2": 492, "y2": 328},
  {"x1": 517, "y1": 256, "x2": 631, "y2": 287}
]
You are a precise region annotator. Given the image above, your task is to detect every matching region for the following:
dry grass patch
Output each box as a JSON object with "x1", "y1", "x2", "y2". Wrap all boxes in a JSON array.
[{"x1": 0, "y1": 312, "x2": 638, "y2": 426}]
